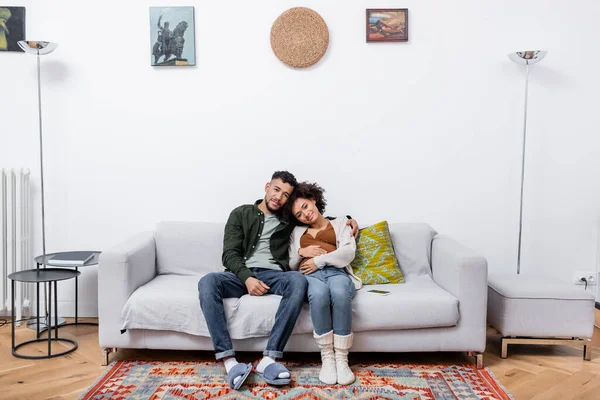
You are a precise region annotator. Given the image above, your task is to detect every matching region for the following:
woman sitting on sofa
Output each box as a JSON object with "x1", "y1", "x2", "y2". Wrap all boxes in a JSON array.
[{"x1": 287, "y1": 182, "x2": 362, "y2": 385}]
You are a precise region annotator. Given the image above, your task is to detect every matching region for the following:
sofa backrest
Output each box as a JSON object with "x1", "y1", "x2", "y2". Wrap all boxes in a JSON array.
[
  {"x1": 156, "y1": 221, "x2": 225, "y2": 276},
  {"x1": 154, "y1": 220, "x2": 438, "y2": 277},
  {"x1": 388, "y1": 222, "x2": 437, "y2": 277}
]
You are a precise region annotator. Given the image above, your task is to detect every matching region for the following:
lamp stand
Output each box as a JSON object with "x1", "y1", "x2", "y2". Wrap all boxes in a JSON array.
[
  {"x1": 508, "y1": 50, "x2": 547, "y2": 275},
  {"x1": 36, "y1": 50, "x2": 47, "y2": 262},
  {"x1": 17, "y1": 40, "x2": 65, "y2": 329},
  {"x1": 517, "y1": 63, "x2": 529, "y2": 275}
]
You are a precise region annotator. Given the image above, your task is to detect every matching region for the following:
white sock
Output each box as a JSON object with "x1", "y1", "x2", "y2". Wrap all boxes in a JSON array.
[
  {"x1": 256, "y1": 356, "x2": 290, "y2": 379},
  {"x1": 224, "y1": 357, "x2": 243, "y2": 386}
]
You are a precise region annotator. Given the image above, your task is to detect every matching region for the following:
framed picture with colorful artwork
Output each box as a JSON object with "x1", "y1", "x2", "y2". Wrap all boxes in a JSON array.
[
  {"x1": 0, "y1": 6, "x2": 25, "y2": 52},
  {"x1": 366, "y1": 9, "x2": 408, "y2": 42},
  {"x1": 149, "y1": 6, "x2": 195, "y2": 66}
]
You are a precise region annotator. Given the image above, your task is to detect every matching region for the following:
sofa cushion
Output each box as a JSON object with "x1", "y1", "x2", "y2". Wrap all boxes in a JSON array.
[
  {"x1": 353, "y1": 275, "x2": 458, "y2": 331},
  {"x1": 154, "y1": 221, "x2": 437, "y2": 278},
  {"x1": 120, "y1": 274, "x2": 458, "y2": 337},
  {"x1": 121, "y1": 274, "x2": 313, "y2": 338},
  {"x1": 155, "y1": 221, "x2": 225, "y2": 275},
  {"x1": 388, "y1": 223, "x2": 437, "y2": 277},
  {"x1": 351, "y1": 221, "x2": 405, "y2": 284},
  {"x1": 488, "y1": 274, "x2": 595, "y2": 300},
  {"x1": 487, "y1": 274, "x2": 595, "y2": 337}
]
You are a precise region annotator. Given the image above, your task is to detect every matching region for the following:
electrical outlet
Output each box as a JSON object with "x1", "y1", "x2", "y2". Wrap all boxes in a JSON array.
[{"x1": 573, "y1": 271, "x2": 597, "y2": 285}]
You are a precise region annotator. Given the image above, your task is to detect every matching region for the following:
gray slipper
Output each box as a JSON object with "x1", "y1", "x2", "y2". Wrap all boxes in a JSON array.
[
  {"x1": 227, "y1": 362, "x2": 253, "y2": 390},
  {"x1": 258, "y1": 362, "x2": 292, "y2": 386}
]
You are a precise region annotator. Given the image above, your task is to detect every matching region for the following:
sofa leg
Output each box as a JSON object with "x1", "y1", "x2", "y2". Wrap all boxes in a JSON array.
[
  {"x1": 467, "y1": 351, "x2": 484, "y2": 369},
  {"x1": 501, "y1": 337, "x2": 592, "y2": 361},
  {"x1": 501, "y1": 338, "x2": 508, "y2": 359},
  {"x1": 101, "y1": 347, "x2": 117, "y2": 366},
  {"x1": 584, "y1": 344, "x2": 592, "y2": 361},
  {"x1": 475, "y1": 353, "x2": 484, "y2": 369}
]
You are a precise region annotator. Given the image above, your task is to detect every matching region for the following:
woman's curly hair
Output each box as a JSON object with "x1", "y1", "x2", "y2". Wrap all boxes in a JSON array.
[{"x1": 287, "y1": 181, "x2": 327, "y2": 216}]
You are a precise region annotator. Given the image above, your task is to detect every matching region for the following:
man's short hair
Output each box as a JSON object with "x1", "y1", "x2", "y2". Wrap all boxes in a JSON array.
[{"x1": 271, "y1": 170, "x2": 297, "y2": 188}]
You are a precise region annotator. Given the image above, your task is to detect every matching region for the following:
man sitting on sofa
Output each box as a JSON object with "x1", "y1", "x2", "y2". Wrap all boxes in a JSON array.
[{"x1": 198, "y1": 170, "x2": 358, "y2": 390}]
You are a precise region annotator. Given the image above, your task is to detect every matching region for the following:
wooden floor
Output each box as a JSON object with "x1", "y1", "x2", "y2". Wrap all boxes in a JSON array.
[{"x1": 1, "y1": 312, "x2": 600, "y2": 400}]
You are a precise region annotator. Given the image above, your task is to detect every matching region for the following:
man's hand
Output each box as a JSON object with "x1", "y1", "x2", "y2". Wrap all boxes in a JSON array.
[
  {"x1": 346, "y1": 218, "x2": 359, "y2": 238},
  {"x1": 245, "y1": 277, "x2": 270, "y2": 296},
  {"x1": 299, "y1": 258, "x2": 318, "y2": 275},
  {"x1": 299, "y1": 245, "x2": 327, "y2": 258}
]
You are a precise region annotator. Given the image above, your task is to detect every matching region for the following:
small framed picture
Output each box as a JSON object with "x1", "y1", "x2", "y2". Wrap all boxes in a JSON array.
[
  {"x1": 0, "y1": 6, "x2": 26, "y2": 52},
  {"x1": 149, "y1": 6, "x2": 195, "y2": 66},
  {"x1": 366, "y1": 9, "x2": 408, "y2": 42}
]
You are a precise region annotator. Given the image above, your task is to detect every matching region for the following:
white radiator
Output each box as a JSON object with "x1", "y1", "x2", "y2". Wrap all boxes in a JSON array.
[{"x1": 1, "y1": 168, "x2": 33, "y2": 321}]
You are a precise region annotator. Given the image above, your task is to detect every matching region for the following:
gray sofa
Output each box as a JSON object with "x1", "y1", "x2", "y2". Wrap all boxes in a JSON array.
[{"x1": 98, "y1": 221, "x2": 488, "y2": 367}]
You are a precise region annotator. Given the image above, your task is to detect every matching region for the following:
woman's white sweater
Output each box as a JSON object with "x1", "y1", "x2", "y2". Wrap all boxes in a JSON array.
[{"x1": 288, "y1": 217, "x2": 362, "y2": 290}]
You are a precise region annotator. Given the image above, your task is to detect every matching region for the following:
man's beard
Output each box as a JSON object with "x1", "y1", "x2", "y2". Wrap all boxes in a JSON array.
[{"x1": 265, "y1": 197, "x2": 280, "y2": 213}]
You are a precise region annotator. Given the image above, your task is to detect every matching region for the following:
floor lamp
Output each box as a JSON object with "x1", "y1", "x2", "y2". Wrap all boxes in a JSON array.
[
  {"x1": 508, "y1": 50, "x2": 547, "y2": 274},
  {"x1": 17, "y1": 40, "x2": 61, "y2": 327}
]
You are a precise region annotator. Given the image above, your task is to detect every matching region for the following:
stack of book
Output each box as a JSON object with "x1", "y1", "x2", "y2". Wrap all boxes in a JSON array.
[{"x1": 48, "y1": 251, "x2": 95, "y2": 266}]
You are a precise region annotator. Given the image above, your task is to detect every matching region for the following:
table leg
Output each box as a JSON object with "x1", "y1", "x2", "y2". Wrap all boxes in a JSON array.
[
  {"x1": 54, "y1": 281, "x2": 58, "y2": 339},
  {"x1": 47, "y1": 279, "x2": 51, "y2": 357},
  {"x1": 75, "y1": 267, "x2": 78, "y2": 325},
  {"x1": 38, "y1": 262, "x2": 41, "y2": 331},
  {"x1": 36, "y1": 267, "x2": 96, "y2": 333},
  {"x1": 36, "y1": 282, "x2": 40, "y2": 338},
  {"x1": 11, "y1": 280, "x2": 15, "y2": 351}
]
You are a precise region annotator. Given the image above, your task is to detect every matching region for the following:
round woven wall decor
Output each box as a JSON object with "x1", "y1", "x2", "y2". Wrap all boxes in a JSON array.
[{"x1": 270, "y1": 7, "x2": 329, "y2": 68}]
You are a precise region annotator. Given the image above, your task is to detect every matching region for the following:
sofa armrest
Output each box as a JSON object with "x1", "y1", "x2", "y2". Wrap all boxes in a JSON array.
[
  {"x1": 98, "y1": 231, "x2": 157, "y2": 344},
  {"x1": 431, "y1": 235, "x2": 488, "y2": 331}
]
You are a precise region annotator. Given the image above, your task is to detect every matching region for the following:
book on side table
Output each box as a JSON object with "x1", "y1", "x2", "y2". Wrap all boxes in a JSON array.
[{"x1": 49, "y1": 251, "x2": 95, "y2": 266}]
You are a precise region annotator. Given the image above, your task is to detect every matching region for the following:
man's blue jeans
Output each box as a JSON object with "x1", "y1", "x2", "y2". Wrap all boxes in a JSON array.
[
  {"x1": 198, "y1": 268, "x2": 307, "y2": 360},
  {"x1": 305, "y1": 267, "x2": 355, "y2": 336}
]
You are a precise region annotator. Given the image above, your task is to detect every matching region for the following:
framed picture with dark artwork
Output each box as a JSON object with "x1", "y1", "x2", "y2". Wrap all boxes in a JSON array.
[
  {"x1": 0, "y1": 6, "x2": 26, "y2": 52},
  {"x1": 366, "y1": 9, "x2": 408, "y2": 42},
  {"x1": 149, "y1": 6, "x2": 195, "y2": 66}
]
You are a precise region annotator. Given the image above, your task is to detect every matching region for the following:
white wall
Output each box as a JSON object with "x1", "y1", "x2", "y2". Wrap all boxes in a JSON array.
[{"x1": 1, "y1": 0, "x2": 599, "y2": 316}]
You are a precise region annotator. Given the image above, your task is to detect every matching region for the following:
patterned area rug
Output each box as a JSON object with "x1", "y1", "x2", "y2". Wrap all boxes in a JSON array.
[{"x1": 79, "y1": 361, "x2": 512, "y2": 399}]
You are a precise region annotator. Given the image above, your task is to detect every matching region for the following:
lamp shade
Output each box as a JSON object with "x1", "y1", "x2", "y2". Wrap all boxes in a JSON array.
[
  {"x1": 17, "y1": 41, "x2": 58, "y2": 55},
  {"x1": 508, "y1": 50, "x2": 547, "y2": 65}
]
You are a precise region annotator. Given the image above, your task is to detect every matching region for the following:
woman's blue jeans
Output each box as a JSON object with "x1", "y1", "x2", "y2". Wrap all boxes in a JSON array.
[{"x1": 305, "y1": 267, "x2": 355, "y2": 336}]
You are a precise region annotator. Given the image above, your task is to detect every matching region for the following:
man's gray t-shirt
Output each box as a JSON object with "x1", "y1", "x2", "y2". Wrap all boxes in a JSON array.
[{"x1": 245, "y1": 214, "x2": 282, "y2": 270}]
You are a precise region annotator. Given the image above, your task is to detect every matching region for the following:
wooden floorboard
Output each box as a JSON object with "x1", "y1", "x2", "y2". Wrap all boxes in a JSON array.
[{"x1": 1, "y1": 317, "x2": 600, "y2": 399}]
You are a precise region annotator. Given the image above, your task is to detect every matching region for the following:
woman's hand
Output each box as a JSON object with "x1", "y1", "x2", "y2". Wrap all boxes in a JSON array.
[
  {"x1": 299, "y1": 258, "x2": 318, "y2": 275},
  {"x1": 299, "y1": 245, "x2": 327, "y2": 258}
]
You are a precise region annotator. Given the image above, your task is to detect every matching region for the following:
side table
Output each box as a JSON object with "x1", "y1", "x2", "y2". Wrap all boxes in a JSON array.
[
  {"x1": 8, "y1": 268, "x2": 80, "y2": 359},
  {"x1": 35, "y1": 251, "x2": 101, "y2": 332}
]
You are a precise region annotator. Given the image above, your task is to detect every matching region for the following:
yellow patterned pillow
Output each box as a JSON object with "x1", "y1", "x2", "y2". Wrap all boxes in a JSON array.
[{"x1": 351, "y1": 221, "x2": 405, "y2": 284}]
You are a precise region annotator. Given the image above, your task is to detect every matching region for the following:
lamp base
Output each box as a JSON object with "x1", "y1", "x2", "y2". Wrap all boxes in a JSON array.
[{"x1": 26, "y1": 316, "x2": 66, "y2": 330}]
